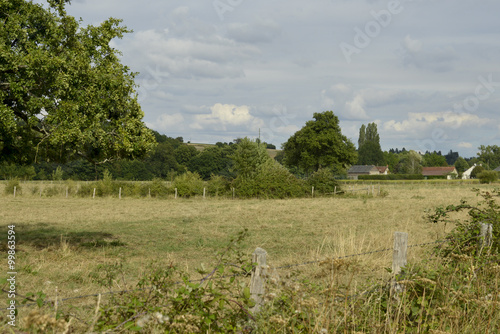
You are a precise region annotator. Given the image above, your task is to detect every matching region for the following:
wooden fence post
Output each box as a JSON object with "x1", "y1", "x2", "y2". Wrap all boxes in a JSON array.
[
  {"x1": 13, "y1": 186, "x2": 16, "y2": 198},
  {"x1": 392, "y1": 232, "x2": 408, "y2": 296},
  {"x1": 312, "y1": 186, "x2": 314, "y2": 198},
  {"x1": 66, "y1": 187, "x2": 68, "y2": 198},
  {"x1": 93, "y1": 188, "x2": 96, "y2": 199},
  {"x1": 334, "y1": 186, "x2": 337, "y2": 195},
  {"x1": 175, "y1": 188, "x2": 178, "y2": 199},
  {"x1": 232, "y1": 187, "x2": 235, "y2": 199},
  {"x1": 479, "y1": 223, "x2": 493, "y2": 253},
  {"x1": 203, "y1": 188, "x2": 206, "y2": 199},
  {"x1": 250, "y1": 247, "x2": 267, "y2": 314},
  {"x1": 119, "y1": 187, "x2": 122, "y2": 199}
]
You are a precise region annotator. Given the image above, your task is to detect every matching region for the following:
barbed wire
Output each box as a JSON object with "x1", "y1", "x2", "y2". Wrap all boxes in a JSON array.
[{"x1": 5, "y1": 238, "x2": 447, "y2": 309}]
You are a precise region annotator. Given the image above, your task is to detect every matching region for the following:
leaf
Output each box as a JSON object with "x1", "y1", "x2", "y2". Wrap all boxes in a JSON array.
[{"x1": 243, "y1": 286, "x2": 251, "y2": 300}]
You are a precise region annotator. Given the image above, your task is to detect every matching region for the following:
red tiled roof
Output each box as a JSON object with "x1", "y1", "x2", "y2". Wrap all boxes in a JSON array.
[
  {"x1": 376, "y1": 166, "x2": 389, "y2": 173},
  {"x1": 422, "y1": 167, "x2": 457, "y2": 176}
]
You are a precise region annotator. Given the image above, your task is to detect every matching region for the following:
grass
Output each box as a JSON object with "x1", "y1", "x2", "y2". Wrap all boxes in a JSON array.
[{"x1": 0, "y1": 181, "x2": 497, "y2": 332}]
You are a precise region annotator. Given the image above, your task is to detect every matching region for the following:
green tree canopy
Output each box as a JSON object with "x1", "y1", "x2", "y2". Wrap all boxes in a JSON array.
[
  {"x1": 357, "y1": 122, "x2": 384, "y2": 165},
  {"x1": 282, "y1": 111, "x2": 357, "y2": 173},
  {"x1": 422, "y1": 152, "x2": 448, "y2": 167},
  {"x1": 231, "y1": 137, "x2": 270, "y2": 179},
  {"x1": 477, "y1": 145, "x2": 500, "y2": 170},
  {"x1": 0, "y1": 0, "x2": 155, "y2": 164}
]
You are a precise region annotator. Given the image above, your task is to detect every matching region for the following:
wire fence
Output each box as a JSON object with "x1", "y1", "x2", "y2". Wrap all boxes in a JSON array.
[{"x1": 5, "y1": 238, "x2": 448, "y2": 309}]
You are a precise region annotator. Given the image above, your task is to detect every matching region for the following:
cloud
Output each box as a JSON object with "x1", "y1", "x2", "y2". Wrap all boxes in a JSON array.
[
  {"x1": 148, "y1": 113, "x2": 185, "y2": 132},
  {"x1": 458, "y1": 142, "x2": 473, "y2": 148},
  {"x1": 383, "y1": 111, "x2": 490, "y2": 134},
  {"x1": 321, "y1": 85, "x2": 370, "y2": 120},
  {"x1": 191, "y1": 104, "x2": 264, "y2": 132},
  {"x1": 226, "y1": 19, "x2": 281, "y2": 44},
  {"x1": 397, "y1": 35, "x2": 458, "y2": 72}
]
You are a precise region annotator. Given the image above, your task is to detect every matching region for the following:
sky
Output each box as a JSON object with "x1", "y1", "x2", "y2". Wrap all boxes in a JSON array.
[{"x1": 40, "y1": 0, "x2": 500, "y2": 157}]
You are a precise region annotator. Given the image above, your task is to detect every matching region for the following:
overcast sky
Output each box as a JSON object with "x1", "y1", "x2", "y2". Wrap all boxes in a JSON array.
[{"x1": 43, "y1": 0, "x2": 500, "y2": 157}]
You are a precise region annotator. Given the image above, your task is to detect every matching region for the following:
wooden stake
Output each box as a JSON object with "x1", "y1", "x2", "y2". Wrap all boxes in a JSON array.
[
  {"x1": 250, "y1": 247, "x2": 267, "y2": 314},
  {"x1": 175, "y1": 188, "x2": 178, "y2": 199},
  {"x1": 13, "y1": 186, "x2": 16, "y2": 198},
  {"x1": 93, "y1": 188, "x2": 96, "y2": 199},
  {"x1": 119, "y1": 187, "x2": 122, "y2": 199}
]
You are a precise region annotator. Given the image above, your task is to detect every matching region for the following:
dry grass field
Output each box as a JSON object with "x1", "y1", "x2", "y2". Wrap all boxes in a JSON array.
[{"x1": 0, "y1": 180, "x2": 496, "y2": 331}]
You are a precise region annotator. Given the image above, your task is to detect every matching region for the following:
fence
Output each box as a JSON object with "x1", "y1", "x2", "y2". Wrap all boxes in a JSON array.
[{"x1": 6, "y1": 223, "x2": 494, "y2": 323}]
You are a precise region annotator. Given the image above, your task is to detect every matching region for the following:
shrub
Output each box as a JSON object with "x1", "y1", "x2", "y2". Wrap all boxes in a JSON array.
[
  {"x1": 470, "y1": 165, "x2": 485, "y2": 178},
  {"x1": 173, "y1": 172, "x2": 204, "y2": 198},
  {"x1": 207, "y1": 175, "x2": 230, "y2": 197},
  {"x1": 143, "y1": 178, "x2": 170, "y2": 198},
  {"x1": 307, "y1": 168, "x2": 339, "y2": 195},
  {"x1": 233, "y1": 161, "x2": 308, "y2": 199},
  {"x1": 4, "y1": 178, "x2": 21, "y2": 196},
  {"x1": 477, "y1": 170, "x2": 498, "y2": 184}
]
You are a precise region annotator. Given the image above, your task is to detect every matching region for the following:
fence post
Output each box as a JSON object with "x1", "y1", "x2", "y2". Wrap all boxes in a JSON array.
[
  {"x1": 250, "y1": 247, "x2": 267, "y2": 314},
  {"x1": 13, "y1": 186, "x2": 16, "y2": 198},
  {"x1": 479, "y1": 222, "x2": 493, "y2": 253},
  {"x1": 66, "y1": 187, "x2": 68, "y2": 198},
  {"x1": 148, "y1": 188, "x2": 151, "y2": 198},
  {"x1": 232, "y1": 187, "x2": 235, "y2": 199},
  {"x1": 119, "y1": 187, "x2": 122, "y2": 199},
  {"x1": 93, "y1": 188, "x2": 96, "y2": 199},
  {"x1": 175, "y1": 188, "x2": 177, "y2": 199},
  {"x1": 334, "y1": 186, "x2": 337, "y2": 195},
  {"x1": 312, "y1": 186, "x2": 314, "y2": 198},
  {"x1": 203, "y1": 188, "x2": 206, "y2": 199},
  {"x1": 392, "y1": 232, "x2": 408, "y2": 296}
]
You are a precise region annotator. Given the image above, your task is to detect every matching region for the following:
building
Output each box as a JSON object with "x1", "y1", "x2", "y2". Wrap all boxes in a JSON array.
[
  {"x1": 347, "y1": 165, "x2": 380, "y2": 179},
  {"x1": 495, "y1": 166, "x2": 500, "y2": 172},
  {"x1": 376, "y1": 165, "x2": 390, "y2": 175},
  {"x1": 422, "y1": 167, "x2": 458, "y2": 179}
]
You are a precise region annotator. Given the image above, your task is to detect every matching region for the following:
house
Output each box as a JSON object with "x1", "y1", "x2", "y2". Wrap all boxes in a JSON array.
[
  {"x1": 422, "y1": 167, "x2": 458, "y2": 180},
  {"x1": 376, "y1": 165, "x2": 390, "y2": 175},
  {"x1": 495, "y1": 166, "x2": 500, "y2": 172},
  {"x1": 347, "y1": 165, "x2": 380, "y2": 179}
]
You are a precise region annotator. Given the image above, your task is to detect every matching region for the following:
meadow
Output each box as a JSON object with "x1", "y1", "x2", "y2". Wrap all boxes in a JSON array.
[{"x1": 1, "y1": 180, "x2": 498, "y2": 333}]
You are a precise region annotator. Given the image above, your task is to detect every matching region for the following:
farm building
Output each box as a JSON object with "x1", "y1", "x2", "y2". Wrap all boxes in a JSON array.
[
  {"x1": 422, "y1": 167, "x2": 458, "y2": 179},
  {"x1": 347, "y1": 165, "x2": 380, "y2": 179},
  {"x1": 376, "y1": 166, "x2": 390, "y2": 175}
]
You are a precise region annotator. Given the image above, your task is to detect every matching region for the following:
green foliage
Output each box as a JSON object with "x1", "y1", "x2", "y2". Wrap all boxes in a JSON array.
[
  {"x1": 233, "y1": 160, "x2": 308, "y2": 199},
  {"x1": 422, "y1": 151, "x2": 448, "y2": 167},
  {"x1": 477, "y1": 145, "x2": 500, "y2": 170},
  {"x1": 207, "y1": 175, "x2": 231, "y2": 197},
  {"x1": 477, "y1": 171, "x2": 498, "y2": 184},
  {"x1": 358, "y1": 123, "x2": 384, "y2": 165},
  {"x1": 471, "y1": 165, "x2": 485, "y2": 178},
  {"x1": 306, "y1": 168, "x2": 340, "y2": 194},
  {"x1": 231, "y1": 137, "x2": 270, "y2": 179},
  {"x1": 427, "y1": 188, "x2": 500, "y2": 255},
  {"x1": 282, "y1": 111, "x2": 357, "y2": 173},
  {"x1": 173, "y1": 172, "x2": 204, "y2": 198},
  {"x1": 94, "y1": 230, "x2": 256, "y2": 333},
  {"x1": 145, "y1": 178, "x2": 170, "y2": 198},
  {"x1": 1, "y1": 0, "x2": 156, "y2": 164},
  {"x1": 51, "y1": 166, "x2": 64, "y2": 181},
  {"x1": 454, "y1": 157, "x2": 470, "y2": 173},
  {"x1": 4, "y1": 178, "x2": 21, "y2": 195}
]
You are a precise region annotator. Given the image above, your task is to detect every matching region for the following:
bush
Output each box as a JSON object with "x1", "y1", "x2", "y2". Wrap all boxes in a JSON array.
[
  {"x1": 141, "y1": 178, "x2": 170, "y2": 198},
  {"x1": 173, "y1": 172, "x2": 204, "y2": 198},
  {"x1": 207, "y1": 175, "x2": 231, "y2": 197},
  {"x1": 4, "y1": 178, "x2": 21, "y2": 196},
  {"x1": 470, "y1": 165, "x2": 485, "y2": 178},
  {"x1": 307, "y1": 168, "x2": 339, "y2": 195},
  {"x1": 477, "y1": 170, "x2": 498, "y2": 184},
  {"x1": 233, "y1": 161, "x2": 308, "y2": 199}
]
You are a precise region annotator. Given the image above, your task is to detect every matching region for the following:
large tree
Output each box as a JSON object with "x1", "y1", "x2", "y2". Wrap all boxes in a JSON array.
[
  {"x1": 0, "y1": 0, "x2": 155, "y2": 164},
  {"x1": 357, "y1": 122, "x2": 384, "y2": 165},
  {"x1": 477, "y1": 145, "x2": 500, "y2": 170},
  {"x1": 282, "y1": 111, "x2": 357, "y2": 173}
]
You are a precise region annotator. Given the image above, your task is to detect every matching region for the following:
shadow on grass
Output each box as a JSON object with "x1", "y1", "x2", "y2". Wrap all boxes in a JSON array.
[{"x1": 4, "y1": 223, "x2": 126, "y2": 249}]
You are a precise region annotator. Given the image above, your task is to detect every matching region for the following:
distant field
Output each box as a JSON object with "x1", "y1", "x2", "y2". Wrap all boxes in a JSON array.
[{"x1": 0, "y1": 181, "x2": 495, "y2": 330}]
